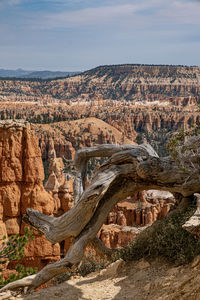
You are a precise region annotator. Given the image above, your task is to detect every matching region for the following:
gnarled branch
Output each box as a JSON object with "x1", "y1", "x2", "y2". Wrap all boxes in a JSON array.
[{"x1": 1, "y1": 137, "x2": 200, "y2": 292}]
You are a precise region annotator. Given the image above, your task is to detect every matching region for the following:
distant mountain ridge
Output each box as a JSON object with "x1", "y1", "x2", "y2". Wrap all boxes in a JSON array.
[
  {"x1": 0, "y1": 68, "x2": 80, "y2": 79},
  {"x1": 0, "y1": 64, "x2": 200, "y2": 102},
  {"x1": 82, "y1": 63, "x2": 200, "y2": 77}
]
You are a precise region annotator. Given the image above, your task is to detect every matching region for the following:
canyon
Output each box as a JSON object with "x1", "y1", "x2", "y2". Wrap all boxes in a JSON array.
[
  {"x1": 0, "y1": 64, "x2": 199, "y2": 286},
  {"x1": 0, "y1": 102, "x2": 199, "y2": 156},
  {"x1": 0, "y1": 120, "x2": 175, "y2": 280},
  {"x1": 0, "y1": 64, "x2": 199, "y2": 157},
  {"x1": 33, "y1": 117, "x2": 135, "y2": 162},
  {"x1": 0, "y1": 64, "x2": 200, "y2": 103}
]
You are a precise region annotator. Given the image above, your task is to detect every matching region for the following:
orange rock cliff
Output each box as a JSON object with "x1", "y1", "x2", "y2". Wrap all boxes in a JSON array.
[
  {"x1": 0, "y1": 120, "x2": 60, "y2": 271},
  {"x1": 0, "y1": 120, "x2": 175, "y2": 276}
]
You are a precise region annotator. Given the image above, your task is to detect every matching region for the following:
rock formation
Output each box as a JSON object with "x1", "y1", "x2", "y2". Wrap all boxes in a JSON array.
[
  {"x1": 0, "y1": 120, "x2": 60, "y2": 270},
  {"x1": 47, "y1": 137, "x2": 65, "y2": 185},
  {"x1": 99, "y1": 191, "x2": 175, "y2": 249},
  {"x1": 1, "y1": 101, "x2": 199, "y2": 158},
  {"x1": 58, "y1": 181, "x2": 74, "y2": 213},
  {"x1": 0, "y1": 120, "x2": 176, "y2": 277},
  {"x1": 1, "y1": 65, "x2": 200, "y2": 103},
  {"x1": 34, "y1": 118, "x2": 135, "y2": 161},
  {"x1": 1, "y1": 135, "x2": 199, "y2": 292},
  {"x1": 1, "y1": 64, "x2": 200, "y2": 159},
  {"x1": 45, "y1": 172, "x2": 60, "y2": 194},
  {"x1": 0, "y1": 120, "x2": 136, "y2": 275}
]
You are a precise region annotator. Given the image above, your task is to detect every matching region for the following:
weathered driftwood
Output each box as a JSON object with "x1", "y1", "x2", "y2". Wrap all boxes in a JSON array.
[{"x1": 1, "y1": 138, "x2": 200, "y2": 293}]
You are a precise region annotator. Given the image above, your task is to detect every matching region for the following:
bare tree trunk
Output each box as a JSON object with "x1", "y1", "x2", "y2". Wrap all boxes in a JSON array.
[{"x1": 1, "y1": 139, "x2": 200, "y2": 293}]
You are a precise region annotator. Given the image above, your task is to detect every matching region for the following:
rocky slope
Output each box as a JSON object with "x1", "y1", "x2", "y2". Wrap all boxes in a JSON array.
[
  {"x1": 33, "y1": 117, "x2": 135, "y2": 162},
  {"x1": 5, "y1": 101, "x2": 197, "y2": 157},
  {"x1": 1, "y1": 64, "x2": 199, "y2": 156},
  {"x1": 0, "y1": 64, "x2": 200, "y2": 103},
  {"x1": 0, "y1": 102, "x2": 199, "y2": 156},
  {"x1": 3, "y1": 256, "x2": 200, "y2": 300},
  {"x1": 27, "y1": 103, "x2": 200, "y2": 156},
  {"x1": 55, "y1": 64, "x2": 200, "y2": 103}
]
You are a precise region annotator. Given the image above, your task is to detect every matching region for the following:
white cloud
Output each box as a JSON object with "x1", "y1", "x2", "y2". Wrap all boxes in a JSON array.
[
  {"x1": 30, "y1": 1, "x2": 160, "y2": 30},
  {"x1": 158, "y1": 0, "x2": 200, "y2": 24},
  {"x1": 0, "y1": 0, "x2": 200, "y2": 68},
  {"x1": 25, "y1": 0, "x2": 199, "y2": 31},
  {"x1": 43, "y1": 4, "x2": 138, "y2": 28},
  {"x1": 2, "y1": 0, "x2": 200, "y2": 32}
]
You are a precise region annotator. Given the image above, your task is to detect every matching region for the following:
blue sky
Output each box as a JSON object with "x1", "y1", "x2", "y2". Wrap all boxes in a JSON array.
[{"x1": 0, "y1": 0, "x2": 200, "y2": 71}]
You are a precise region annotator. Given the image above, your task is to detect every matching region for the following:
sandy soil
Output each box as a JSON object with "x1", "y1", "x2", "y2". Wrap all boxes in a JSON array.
[{"x1": 2, "y1": 257, "x2": 200, "y2": 300}]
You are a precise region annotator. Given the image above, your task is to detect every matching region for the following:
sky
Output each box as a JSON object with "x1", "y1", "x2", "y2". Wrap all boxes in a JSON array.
[{"x1": 0, "y1": 0, "x2": 200, "y2": 71}]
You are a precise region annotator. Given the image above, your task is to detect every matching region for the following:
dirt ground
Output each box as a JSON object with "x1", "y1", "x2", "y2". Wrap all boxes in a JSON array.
[{"x1": 2, "y1": 256, "x2": 200, "y2": 300}]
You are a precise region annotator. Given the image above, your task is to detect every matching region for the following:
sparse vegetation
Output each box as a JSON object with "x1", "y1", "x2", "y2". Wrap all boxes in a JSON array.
[
  {"x1": 0, "y1": 227, "x2": 37, "y2": 286},
  {"x1": 54, "y1": 250, "x2": 107, "y2": 284},
  {"x1": 120, "y1": 197, "x2": 200, "y2": 265},
  {"x1": 167, "y1": 106, "x2": 200, "y2": 168}
]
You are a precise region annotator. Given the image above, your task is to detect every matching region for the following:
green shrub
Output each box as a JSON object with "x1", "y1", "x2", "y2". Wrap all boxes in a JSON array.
[
  {"x1": 0, "y1": 227, "x2": 37, "y2": 286},
  {"x1": 120, "y1": 197, "x2": 200, "y2": 265},
  {"x1": 78, "y1": 250, "x2": 106, "y2": 277}
]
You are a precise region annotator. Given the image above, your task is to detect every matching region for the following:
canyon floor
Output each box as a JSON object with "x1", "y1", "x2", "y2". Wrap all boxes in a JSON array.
[{"x1": 3, "y1": 256, "x2": 200, "y2": 300}]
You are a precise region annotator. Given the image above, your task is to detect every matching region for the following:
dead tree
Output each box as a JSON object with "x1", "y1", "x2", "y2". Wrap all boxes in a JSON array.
[{"x1": 1, "y1": 137, "x2": 200, "y2": 293}]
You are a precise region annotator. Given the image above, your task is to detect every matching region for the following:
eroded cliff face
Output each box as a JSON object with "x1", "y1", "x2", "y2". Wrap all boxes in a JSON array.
[
  {"x1": 0, "y1": 120, "x2": 60, "y2": 271},
  {"x1": 33, "y1": 117, "x2": 135, "y2": 162},
  {"x1": 55, "y1": 65, "x2": 200, "y2": 102},
  {"x1": 102, "y1": 107, "x2": 200, "y2": 155},
  {"x1": 0, "y1": 119, "x2": 135, "y2": 275},
  {"x1": 1, "y1": 101, "x2": 199, "y2": 157},
  {"x1": 0, "y1": 121, "x2": 176, "y2": 275},
  {"x1": 0, "y1": 65, "x2": 200, "y2": 103},
  {"x1": 1, "y1": 65, "x2": 200, "y2": 158},
  {"x1": 99, "y1": 191, "x2": 175, "y2": 249}
]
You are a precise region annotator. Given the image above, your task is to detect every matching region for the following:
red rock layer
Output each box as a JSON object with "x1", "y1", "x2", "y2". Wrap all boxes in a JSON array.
[
  {"x1": 0, "y1": 120, "x2": 60, "y2": 271},
  {"x1": 0, "y1": 120, "x2": 176, "y2": 273},
  {"x1": 99, "y1": 193, "x2": 175, "y2": 249}
]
